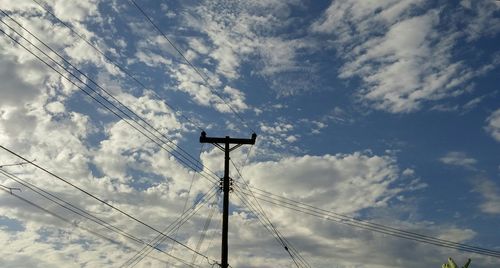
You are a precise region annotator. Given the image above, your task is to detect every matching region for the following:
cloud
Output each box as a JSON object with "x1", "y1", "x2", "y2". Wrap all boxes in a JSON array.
[
  {"x1": 1, "y1": 1, "x2": 499, "y2": 267},
  {"x1": 473, "y1": 178, "x2": 500, "y2": 214},
  {"x1": 460, "y1": 0, "x2": 500, "y2": 41},
  {"x1": 242, "y1": 152, "x2": 412, "y2": 214},
  {"x1": 439, "y1": 151, "x2": 477, "y2": 169},
  {"x1": 485, "y1": 109, "x2": 500, "y2": 142},
  {"x1": 181, "y1": 0, "x2": 317, "y2": 95},
  {"x1": 311, "y1": 1, "x2": 499, "y2": 113},
  {"x1": 0, "y1": 54, "x2": 41, "y2": 107}
]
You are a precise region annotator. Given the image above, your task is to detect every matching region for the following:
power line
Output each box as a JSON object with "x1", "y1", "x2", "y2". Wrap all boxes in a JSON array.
[
  {"x1": 124, "y1": 186, "x2": 219, "y2": 267},
  {"x1": 231, "y1": 187, "x2": 305, "y2": 268},
  {"x1": 229, "y1": 147, "x2": 310, "y2": 268},
  {"x1": 230, "y1": 156, "x2": 311, "y2": 268},
  {"x1": 232, "y1": 184, "x2": 309, "y2": 268},
  {"x1": 0, "y1": 168, "x2": 142, "y2": 244},
  {"x1": 192, "y1": 196, "x2": 218, "y2": 266},
  {"x1": 237, "y1": 183, "x2": 500, "y2": 257},
  {"x1": 128, "y1": 0, "x2": 256, "y2": 133},
  {"x1": 31, "y1": 0, "x2": 206, "y2": 133},
  {"x1": 174, "y1": 144, "x2": 206, "y2": 237},
  {"x1": 0, "y1": 17, "x2": 220, "y2": 185},
  {"x1": 0, "y1": 159, "x2": 34, "y2": 168},
  {"x1": 236, "y1": 185, "x2": 500, "y2": 258},
  {"x1": 0, "y1": 177, "x2": 187, "y2": 267},
  {"x1": 0, "y1": 145, "x2": 216, "y2": 263}
]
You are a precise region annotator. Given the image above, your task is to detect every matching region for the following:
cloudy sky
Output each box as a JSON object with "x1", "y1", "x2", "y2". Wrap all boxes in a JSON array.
[{"x1": 0, "y1": 0, "x2": 499, "y2": 267}]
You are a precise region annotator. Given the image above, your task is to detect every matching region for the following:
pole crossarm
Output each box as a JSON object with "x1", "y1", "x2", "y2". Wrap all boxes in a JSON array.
[
  {"x1": 199, "y1": 131, "x2": 256, "y2": 268},
  {"x1": 200, "y1": 131, "x2": 256, "y2": 146}
]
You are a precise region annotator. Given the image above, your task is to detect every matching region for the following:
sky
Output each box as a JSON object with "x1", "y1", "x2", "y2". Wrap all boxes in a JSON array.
[{"x1": 0, "y1": 0, "x2": 499, "y2": 267}]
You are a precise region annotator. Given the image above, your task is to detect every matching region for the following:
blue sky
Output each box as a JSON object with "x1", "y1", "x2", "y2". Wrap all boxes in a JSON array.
[{"x1": 0, "y1": 0, "x2": 499, "y2": 267}]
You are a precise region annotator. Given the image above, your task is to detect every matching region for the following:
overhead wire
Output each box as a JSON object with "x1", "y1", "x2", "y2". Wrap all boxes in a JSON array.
[
  {"x1": 124, "y1": 185, "x2": 219, "y2": 267},
  {"x1": 235, "y1": 185, "x2": 500, "y2": 258},
  {"x1": 237, "y1": 183, "x2": 500, "y2": 257},
  {"x1": 0, "y1": 168, "x2": 142, "y2": 244},
  {"x1": 229, "y1": 148, "x2": 308, "y2": 267},
  {"x1": 230, "y1": 152, "x2": 311, "y2": 268},
  {"x1": 228, "y1": 146, "x2": 307, "y2": 267},
  {"x1": 0, "y1": 171, "x2": 191, "y2": 267},
  {"x1": 0, "y1": 160, "x2": 34, "y2": 168},
  {"x1": 191, "y1": 196, "x2": 218, "y2": 266},
  {"x1": 128, "y1": 0, "x2": 256, "y2": 133},
  {"x1": 231, "y1": 187, "x2": 304, "y2": 268},
  {"x1": 0, "y1": 13, "x2": 219, "y2": 185},
  {"x1": 202, "y1": 202, "x2": 222, "y2": 266},
  {"x1": 232, "y1": 186, "x2": 311, "y2": 268},
  {"x1": 0, "y1": 145, "x2": 216, "y2": 263},
  {"x1": 0, "y1": 167, "x2": 216, "y2": 266},
  {"x1": 176, "y1": 144, "x2": 206, "y2": 236}
]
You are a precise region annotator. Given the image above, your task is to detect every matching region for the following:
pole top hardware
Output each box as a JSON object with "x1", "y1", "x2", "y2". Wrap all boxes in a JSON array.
[{"x1": 199, "y1": 132, "x2": 257, "y2": 145}]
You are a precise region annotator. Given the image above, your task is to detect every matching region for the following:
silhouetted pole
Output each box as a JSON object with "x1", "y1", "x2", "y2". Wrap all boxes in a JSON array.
[{"x1": 200, "y1": 131, "x2": 256, "y2": 268}]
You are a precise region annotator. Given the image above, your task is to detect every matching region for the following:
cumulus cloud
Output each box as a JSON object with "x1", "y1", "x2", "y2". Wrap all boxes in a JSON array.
[
  {"x1": 243, "y1": 152, "x2": 410, "y2": 214},
  {"x1": 0, "y1": 54, "x2": 41, "y2": 107}
]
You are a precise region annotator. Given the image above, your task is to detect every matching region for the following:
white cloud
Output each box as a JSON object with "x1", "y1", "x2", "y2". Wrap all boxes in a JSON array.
[
  {"x1": 285, "y1": 135, "x2": 298, "y2": 143},
  {"x1": 214, "y1": 86, "x2": 249, "y2": 113},
  {"x1": 485, "y1": 109, "x2": 500, "y2": 142},
  {"x1": 45, "y1": 101, "x2": 65, "y2": 114},
  {"x1": 1, "y1": 1, "x2": 499, "y2": 267},
  {"x1": 0, "y1": 54, "x2": 41, "y2": 107},
  {"x1": 460, "y1": 0, "x2": 500, "y2": 41},
  {"x1": 243, "y1": 152, "x2": 410, "y2": 214},
  {"x1": 473, "y1": 178, "x2": 500, "y2": 214},
  {"x1": 49, "y1": 0, "x2": 101, "y2": 23},
  {"x1": 182, "y1": 0, "x2": 315, "y2": 95},
  {"x1": 439, "y1": 151, "x2": 477, "y2": 169},
  {"x1": 311, "y1": 0, "x2": 499, "y2": 113}
]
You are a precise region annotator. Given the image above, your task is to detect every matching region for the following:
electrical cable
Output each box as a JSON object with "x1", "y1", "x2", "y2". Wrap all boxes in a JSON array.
[
  {"x1": 232, "y1": 184, "x2": 309, "y2": 268},
  {"x1": 124, "y1": 186, "x2": 219, "y2": 267},
  {"x1": 231, "y1": 187, "x2": 304, "y2": 268},
  {"x1": 202, "y1": 198, "x2": 222, "y2": 266},
  {"x1": 230, "y1": 157, "x2": 311, "y2": 268},
  {"x1": 0, "y1": 168, "x2": 142, "y2": 244},
  {"x1": 125, "y1": 186, "x2": 218, "y2": 267},
  {"x1": 236, "y1": 186, "x2": 500, "y2": 258},
  {"x1": 191, "y1": 197, "x2": 218, "y2": 265},
  {"x1": 236, "y1": 183, "x2": 500, "y2": 257},
  {"x1": 176, "y1": 144, "x2": 205, "y2": 235},
  {"x1": 0, "y1": 178, "x2": 191, "y2": 267},
  {"x1": 0, "y1": 145, "x2": 215, "y2": 263}
]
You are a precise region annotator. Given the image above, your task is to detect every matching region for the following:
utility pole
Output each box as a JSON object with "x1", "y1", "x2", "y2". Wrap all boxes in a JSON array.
[{"x1": 200, "y1": 131, "x2": 256, "y2": 268}]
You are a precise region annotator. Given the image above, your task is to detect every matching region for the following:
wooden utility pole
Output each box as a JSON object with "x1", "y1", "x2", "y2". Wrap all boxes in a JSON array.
[{"x1": 199, "y1": 131, "x2": 256, "y2": 268}]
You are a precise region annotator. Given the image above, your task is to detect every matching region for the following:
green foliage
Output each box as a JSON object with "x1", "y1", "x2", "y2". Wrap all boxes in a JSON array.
[{"x1": 441, "y1": 257, "x2": 471, "y2": 268}]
